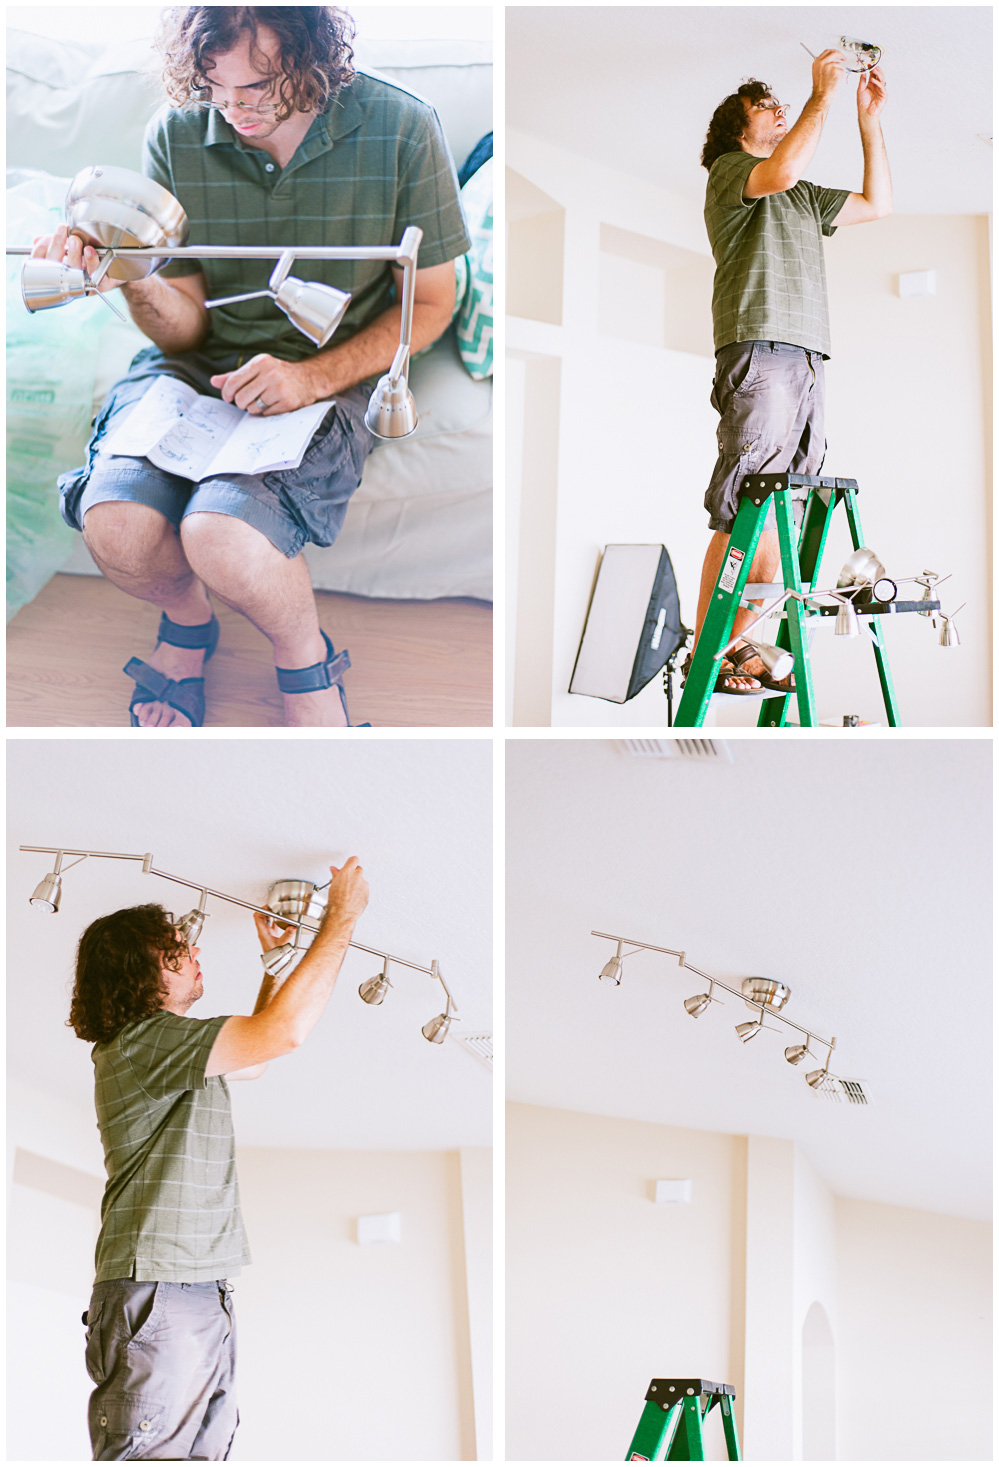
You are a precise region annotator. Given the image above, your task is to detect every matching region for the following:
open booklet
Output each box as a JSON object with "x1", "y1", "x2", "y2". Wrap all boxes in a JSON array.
[{"x1": 102, "y1": 376, "x2": 334, "y2": 482}]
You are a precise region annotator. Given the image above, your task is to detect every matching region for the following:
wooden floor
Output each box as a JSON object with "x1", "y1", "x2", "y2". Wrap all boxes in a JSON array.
[{"x1": 7, "y1": 574, "x2": 492, "y2": 728}]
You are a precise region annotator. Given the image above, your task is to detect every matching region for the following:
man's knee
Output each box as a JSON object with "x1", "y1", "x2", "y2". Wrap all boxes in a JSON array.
[{"x1": 82, "y1": 501, "x2": 178, "y2": 573}]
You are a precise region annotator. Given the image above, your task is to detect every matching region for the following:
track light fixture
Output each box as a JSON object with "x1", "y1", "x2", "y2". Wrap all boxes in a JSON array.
[
  {"x1": 21, "y1": 845, "x2": 459, "y2": 1048},
  {"x1": 592, "y1": 930, "x2": 866, "y2": 1102}
]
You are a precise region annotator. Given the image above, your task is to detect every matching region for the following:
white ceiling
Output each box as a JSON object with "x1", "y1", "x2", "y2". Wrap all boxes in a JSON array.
[
  {"x1": 507, "y1": 5, "x2": 993, "y2": 215},
  {"x1": 8, "y1": 738, "x2": 492, "y2": 1152},
  {"x1": 506, "y1": 738, "x2": 992, "y2": 1221}
]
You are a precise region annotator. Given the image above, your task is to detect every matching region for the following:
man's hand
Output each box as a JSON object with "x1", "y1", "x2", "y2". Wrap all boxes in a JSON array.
[
  {"x1": 857, "y1": 65, "x2": 887, "y2": 120},
  {"x1": 254, "y1": 911, "x2": 294, "y2": 953},
  {"x1": 30, "y1": 225, "x2": 122, "y2": 294},
  {"x1": 210, "y1": 354, "x2": 320, "y2": 415},
  {"x1": 323, "y1": 857, "x2": 369, "y2": 928},
  {"x1": 811, "y1": 49, "x2": 846, "y2": 103}
]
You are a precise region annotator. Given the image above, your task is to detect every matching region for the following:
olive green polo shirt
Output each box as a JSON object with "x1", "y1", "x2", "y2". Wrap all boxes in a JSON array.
[
  {"x1": 92, "y1": 1011, "x2": 251, "y2": 1283},
  {"x1": 705, "y1": 150, "x2": 849, "y2": 358},
  {"x1": 142, "y1": 71, "x2": 472, "y2": 363}
]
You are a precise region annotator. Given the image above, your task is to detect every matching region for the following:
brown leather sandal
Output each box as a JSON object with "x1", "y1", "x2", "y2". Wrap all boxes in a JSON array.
[
  {"x1": 729, "y1": 641, "x2": 795, "y2": 693},
  {"x1": 681, "y1": 649, "x2": 762, "y2": 695}
]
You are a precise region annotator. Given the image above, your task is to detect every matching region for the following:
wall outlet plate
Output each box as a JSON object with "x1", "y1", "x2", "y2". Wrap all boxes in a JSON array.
[
  {"x1": 655, "y1": 1179, "x2": 692, "y2": 1204},
  {"x1": 356, "y1": 1211, "x2": 403, "y2": 1245}
]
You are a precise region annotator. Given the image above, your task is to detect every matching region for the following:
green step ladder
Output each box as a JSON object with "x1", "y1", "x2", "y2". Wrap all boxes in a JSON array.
[
  {"x1": 675, "y1": 472, "x2": 912, "y2": 728},
  {"x1": 626, "y1": 1377, "x2": 741, "y2": 1461}
]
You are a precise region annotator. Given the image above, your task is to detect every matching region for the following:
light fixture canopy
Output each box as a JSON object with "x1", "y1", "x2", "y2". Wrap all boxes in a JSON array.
[{"x1": 741, "y1": 977, "x2": 791, "y2": 1011}]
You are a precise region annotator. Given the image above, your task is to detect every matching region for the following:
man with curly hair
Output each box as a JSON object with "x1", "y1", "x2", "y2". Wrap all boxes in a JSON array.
[
  {"x1": 73, "y1": 857, "x2": 368, "y2": 1459},
  {"x1": 688, "y1": 49, "x2": 890, "y2": 695},
  {"x1": 35, "y1": 7, "x2": 470, "y2": 728}
]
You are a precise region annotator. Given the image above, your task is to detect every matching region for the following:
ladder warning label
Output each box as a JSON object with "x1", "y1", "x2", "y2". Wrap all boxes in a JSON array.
[
  {"x1": 718, "y1": 546, "x2": 744, "y2": 595},
  {"x1": 629, "y1": 1456, "x2": 650, "y2": 1461}
]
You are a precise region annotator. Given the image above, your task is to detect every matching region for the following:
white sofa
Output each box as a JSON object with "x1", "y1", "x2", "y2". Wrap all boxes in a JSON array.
[{"x1": 6, "y1": 28, "x2": 492, "y2": 604}]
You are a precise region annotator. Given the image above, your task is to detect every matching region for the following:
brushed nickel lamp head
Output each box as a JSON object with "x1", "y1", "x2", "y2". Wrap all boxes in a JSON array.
[
  {"x1": 599, "y1": 940, "x2": 625, "y2": 985},
  {"x1": 30, "y1": 857, "x2": 64, "y2": 912},
  {"x1": 359, "y1": 958, "x2": 392, "y2": 1006},
  {"x1": 784, "y1": 1041, "x2": 811, "y2": 1066},
  {"x1": 364, "y1": 345, "x2": 418, "y2": 440},
  {"x1": 204, "y1": 252, "x2": 350, "y2": 349},
  {"x1": 939, "y1": 603, "x2": 965, "y2": 647},
  {"x1": 834, "y1": 597, "x2": 861, "y2": 638},
  {"x1": 175, "y1": 889, "x2": 209, "y2": 946},
  {"x1": 735, "y1": 1017, "x2": 765, "y2": 1043},
  {"x1": 742, "y1": 640, "x2": 795, "y2": 682},
  {"x1": 684, "y1": 979, "x2": 723, "y2": 1017},
  {"x1": 421, "y1": 1012, "x2": 452, "y2": 1044}
]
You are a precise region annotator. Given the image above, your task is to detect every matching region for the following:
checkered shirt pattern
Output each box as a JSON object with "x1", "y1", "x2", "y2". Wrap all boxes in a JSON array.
[
  {"x1": 92, "y1": 1012, "x2": 251, "y2": 1283},
  {"x1": 143, "y1": 71, "x2": 472, "y2": 363},
  {"x1": 705, "y1": 150, "x2": 850, "y2": 358}
]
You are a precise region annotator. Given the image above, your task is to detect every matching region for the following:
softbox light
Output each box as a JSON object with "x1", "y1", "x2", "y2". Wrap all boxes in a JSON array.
[{"x1": 569, "y1": 544, "x2": 685, "y2": 704}]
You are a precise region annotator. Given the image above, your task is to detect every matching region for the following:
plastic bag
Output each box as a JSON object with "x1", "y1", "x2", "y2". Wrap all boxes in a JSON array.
[{"x1": 6, "y1": 171, "x2": 106, "y2": 620}]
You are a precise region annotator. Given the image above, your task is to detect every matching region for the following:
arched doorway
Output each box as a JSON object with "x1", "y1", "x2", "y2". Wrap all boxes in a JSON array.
[{"x1": 802, "y1": 1300, "x2": 836, "y2": 1460}]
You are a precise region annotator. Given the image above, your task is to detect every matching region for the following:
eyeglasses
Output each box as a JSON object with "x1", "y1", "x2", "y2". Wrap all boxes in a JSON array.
[
  {"x1": 754, "y1": 100, "x2": 792, "y2": 118},
  {"x1": 190, "y1": 97, "x2": 282, "y2": 115}
]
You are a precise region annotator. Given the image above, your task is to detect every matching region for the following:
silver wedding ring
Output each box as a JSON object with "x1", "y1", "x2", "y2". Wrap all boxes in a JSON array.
[{"x1": 256, "y1": 396, "x2": 267, "y2": 411}]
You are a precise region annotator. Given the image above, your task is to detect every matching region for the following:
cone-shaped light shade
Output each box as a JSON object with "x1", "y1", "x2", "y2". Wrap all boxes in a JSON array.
[
  {"x1": 30, "y1": 873, "x2": 62, "y2": 912},
  {"x1": 599, "y1": 955, "x2": 623, "y2": 985},
  {"x1": 735, "y1": 1019, "x2": 763, "y2": 1042},
  {"x1": 835, "y1": 601, "x2": 861, "y2": 637},
  {"x1": 273, "y1": 277, "x2": 350, "y2": 348},
  {"x1": 21, "y1": 258, "x2": 89, "y2": 313},
  {"x1": 261, "y1": 941, "x2": 300, "y2": 978},
  {"x1": 747, "y1": 641, "x2": 794, "y2": 681},
  {"x1": 359, "y1": 969, "x2": 392, "y2": 1005},
  {"x1": 940, "y1": 619, "x2": 960, "y2": 647},
  {"x1": 365, "y1": 372, "x2": 418, "y2": 439},
  {"x1": 684, "y1": 993, "x2": 711, "y2": 1017},
  {"x1": 806, "y1": 1068, "x2": 830, "y2": 1090},
  {"x1": 422, "y1": 1013, "x2": 451, "y2": 1044},
  {"x1": 784, "y1": 1043, "x2": 809, "y2": 1066},
  {"x1": 176, "y1": 907, "x2": 207, "y2": 946}
]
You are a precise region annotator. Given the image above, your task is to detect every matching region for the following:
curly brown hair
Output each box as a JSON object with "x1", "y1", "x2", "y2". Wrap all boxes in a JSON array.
[
  {"x1": 156, "y1": 6, "x2": 356, "y2": 122},
  {"x1": 67, "y1": 904, "x2": 188, "y2": 1044},
  {"x1": 701, "y1": 78, "x2": 774, "y2": 170}
]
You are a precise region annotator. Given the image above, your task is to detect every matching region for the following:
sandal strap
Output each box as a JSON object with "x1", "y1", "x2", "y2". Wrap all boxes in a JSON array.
[
  {"x1": 124, "y1": 658, "x2": 207, "y2": 726},
  {"x1": 275, "y1": 632, "x2": 352, "y2": 695},
  {"x1": 156, "y1": 611, "x2": 220, "y2": 657},
  {"x1": 727, "y1": 642, "x2": 759, "y2": 671}
]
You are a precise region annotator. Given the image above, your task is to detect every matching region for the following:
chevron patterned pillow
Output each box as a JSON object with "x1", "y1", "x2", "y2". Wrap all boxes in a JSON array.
[{"x1": 455, "y1": 157, "x2": 493, "y2": 380}]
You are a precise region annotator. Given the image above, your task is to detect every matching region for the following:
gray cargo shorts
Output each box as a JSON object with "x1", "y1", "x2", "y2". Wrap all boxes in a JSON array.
[
  {"x1": 83, "y1": 1278, "x2": 237, "y2": 1460},
  {"x1": 58, "y1": 346, "x2": 376, "y2": 559},
  {"x1": 704, "y1": 340, "x2": 826, "y2": 533}
]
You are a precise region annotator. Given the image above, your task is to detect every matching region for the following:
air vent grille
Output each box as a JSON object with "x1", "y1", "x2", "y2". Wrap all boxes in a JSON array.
[
  {"x1": 621, "y1": 739, "x2": 732, "y2": 762},
  {"x1": 816, "y1": 1076, "x2": 869, "y2": 1105},
  {"x1": 456, "y1": 1033, "x2": 492, "y2": 1070}
]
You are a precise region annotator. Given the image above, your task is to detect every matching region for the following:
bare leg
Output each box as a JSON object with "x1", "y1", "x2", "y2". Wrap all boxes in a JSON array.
[
  {"x1": 83, "y1": 502, "x2": 214, "y2": 728},
  {"x1": 179, "y1": 512, "x2": 348, "y2": 727},
  {"x1": 692, "y1": 529, "x2": 783, "y2": 690}
]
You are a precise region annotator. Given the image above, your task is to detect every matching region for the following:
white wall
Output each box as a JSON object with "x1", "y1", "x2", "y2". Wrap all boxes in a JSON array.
[
  {"x1": 835, "y1": 1198, "x2": 992, "y2": 1462},
  {"x1": 507, "y1": 130, "x2": 992, "y2": 727},
  {"x1": 506, "y1": 1103, "x2": 745, "y2": 1462},
  {"x1": 6, "y1": 1079, "x2": 488, "y2": 1463},
  {"x1": 506, "y1": 1104, "x2": 992, "y2": 1463}
]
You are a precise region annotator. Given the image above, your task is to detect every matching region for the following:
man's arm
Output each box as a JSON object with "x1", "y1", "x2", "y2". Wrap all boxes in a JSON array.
[
  {"x1": 830, "y1": 67, "x2": 891, "y2": 225},
  {"x1": 209, "y1": 260, "x2": 457, "y2": 416},
  {"x1": 205, "y1": 857, "x2": 369, "y2": 1076},
  {"x1": 28, "y1": 227, "x2": 209, "y2": 354},
  {"x1": 744, "y1": 50, "x2": 845, "y2": 199},
  {"x1": 223, "y1": 919, "x2": 295, "y2": 1080}
]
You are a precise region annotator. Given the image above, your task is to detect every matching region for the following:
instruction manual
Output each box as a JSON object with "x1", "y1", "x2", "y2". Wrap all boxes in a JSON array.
[{"x1": 102, "y1": 376, "x2": 332, "y2": 481}]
